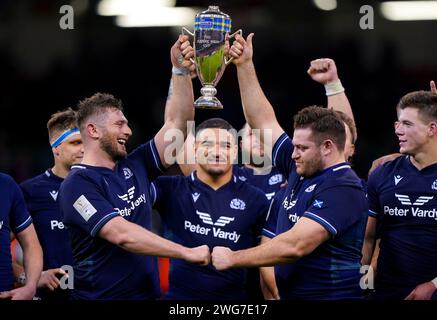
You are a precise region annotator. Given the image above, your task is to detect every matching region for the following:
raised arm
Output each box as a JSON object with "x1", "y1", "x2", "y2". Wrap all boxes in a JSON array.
[
  {"x1": 154, "y1": 34, "x2": 195, "y2": 167},
  {"x1": 230, "y1": 33, "x2": 284, "y2": 146},
  {"x1": 176, "y1": 130, "x2": 196, "y2": 176},
  {"x1": 308, "y1": 58, "x2": 354, "y2": 123}
]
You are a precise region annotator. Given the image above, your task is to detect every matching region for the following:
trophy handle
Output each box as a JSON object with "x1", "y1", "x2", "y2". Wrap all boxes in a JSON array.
[
  {"x1": 224, "y1": 29, "x2": 243, "y2": 66},
  {"x1": 182, "y1": 27, "x2": 195, "y2": 64}
]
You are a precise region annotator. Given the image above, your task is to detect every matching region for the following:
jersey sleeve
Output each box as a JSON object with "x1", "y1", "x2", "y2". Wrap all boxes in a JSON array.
[
  {"x1": 303, "y1": 186, "x2": 368, "y2": 237},
  {"x1": 150, "y1": 176, "x2": 178, "y2": 213},
  {"x1": 252, "y1": 192, "x2": 271, "y2": 238},
  {"x1": 127, "y1": 139, "x2": 166, "y2": 182},
  {"x1": 8, "y1": 177, "x2": 32, "y2": 234},
  {"x1": 367, "y1": 166, "x2": 384, "y2": 218},
  {"x1": 272, "y1": 133, "x2": 295, "y2": 178},
  {"x1": 60, "y1": 174, "x2": 120, "y2": 237},
  {"x1": 262, "y1": 189, "x2": 285, "y2": 239}
]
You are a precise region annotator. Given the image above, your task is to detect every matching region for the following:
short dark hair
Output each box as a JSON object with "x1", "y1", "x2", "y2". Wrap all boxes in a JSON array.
[
  {"x1": 76, "y1": 93, "x2": 123, "y2": 130},
  {"x1": 293, "y1": 106, "x2": 346, "y2": 151},
  {"x1": 397, "y1": 90, "x2": 437, "y2": 122},
  {"x1": 196, "y1": 118, "x2": 237, "y2": 143},
  {"x1": 335, "y1": 111, "x2": 357, "y2": 144},
  {"x1": 47, "y1": 107, "x2": 78, "y2": 142}
]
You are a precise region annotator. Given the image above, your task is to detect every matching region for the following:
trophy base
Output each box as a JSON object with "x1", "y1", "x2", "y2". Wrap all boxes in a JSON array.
[{"x1": 194, "y1": 96, "x2": 223, "y2": 109}]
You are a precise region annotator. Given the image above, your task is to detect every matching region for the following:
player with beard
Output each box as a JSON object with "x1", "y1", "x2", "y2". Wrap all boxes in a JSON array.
[
  {"x1": 150, "y1": 118, "x2": 270, "y2": 300},
  {"x1": 58, "y1": 35, "x2": 210, "y2": 300},
  {"x1": 211, "y1": 34, "x2": 368, "y2": 300}
]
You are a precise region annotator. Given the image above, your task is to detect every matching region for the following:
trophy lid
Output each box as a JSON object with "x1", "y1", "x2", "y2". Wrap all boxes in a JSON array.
[
  {"x1": 197, "y1": 5, "x2": 230, "y2": 19},
  {"x1": 195, "y1": 5, "x2": 231, "y2": 32}
]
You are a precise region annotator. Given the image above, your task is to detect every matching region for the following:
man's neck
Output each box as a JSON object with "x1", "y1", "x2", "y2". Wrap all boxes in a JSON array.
[
  {"x1": 51, "y1": 163, "x2": 69, "y2": 179},
  {"x1": 196, "y1": 168, "x2": 233, "y2": 190},
  {"x1": 410, "y1": 147, "x2": 437, "y2": 170},
  {"x1": 322, "y1": 154, "x2": 347, "y2": 171},
  {"x1": 82, "y1": 146, "x2": 116, "y2": 170}
]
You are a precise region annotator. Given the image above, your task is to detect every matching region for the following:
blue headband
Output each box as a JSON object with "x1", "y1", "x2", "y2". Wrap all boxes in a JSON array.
[{"x1": 51, "y1": 128, "x2": 80, "y2": 148}]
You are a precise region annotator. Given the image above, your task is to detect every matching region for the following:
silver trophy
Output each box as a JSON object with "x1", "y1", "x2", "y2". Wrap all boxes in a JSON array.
[{"x1": 183, "y1": 6, "x2": 242, "y2": 109}]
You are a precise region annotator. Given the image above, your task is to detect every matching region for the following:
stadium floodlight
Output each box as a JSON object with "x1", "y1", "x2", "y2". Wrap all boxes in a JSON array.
[
  {"x1": 312, "y1": 0, "x2": 337, "y2": 11},
  {"x1": 381, "y1": 1, "x2": 437, "y2": 21},
  {"x1": 97, "y1": 0, "x2": 176, "y2": 16},
  {"x1": 116, "y1": 7, "x2": 197, "y2": 27}
]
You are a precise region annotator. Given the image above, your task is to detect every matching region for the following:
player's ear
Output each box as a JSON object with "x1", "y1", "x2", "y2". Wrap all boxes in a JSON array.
[
  {"x1": 86, "y1": 123, "x2": 99, "y2": 139},
  {"x1": 321, "y1": 139, "x2": 334, "y2": 156},
  {"x1": 52, "y1": 147, "x2": 60, "y2": 157},
  {"x1": 428, "y1": 121, "x2": 437, "y2": 137}
]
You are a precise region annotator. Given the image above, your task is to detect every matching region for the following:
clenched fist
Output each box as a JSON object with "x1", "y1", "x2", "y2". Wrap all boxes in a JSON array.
[
  {"x1": 307, "y1": 58, "x2": 339, "y2": 84},
  {"x1": 211, "y1": 246, "x2": 234, "y2": 270}
]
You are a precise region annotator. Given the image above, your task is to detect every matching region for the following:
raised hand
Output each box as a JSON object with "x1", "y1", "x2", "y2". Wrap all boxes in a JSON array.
[
  {"x1": 171, "y1": 34, "x2": 195, "y2": 71},
  {"x1": 229, "y1": 33, "x2": 254, "y2": 66},
  {"x1": 307, "y1": 58, "x2": 339, "y2": 84},
  {"x1": 431, "y1": 80, "x2": 436, "y2": 94}
]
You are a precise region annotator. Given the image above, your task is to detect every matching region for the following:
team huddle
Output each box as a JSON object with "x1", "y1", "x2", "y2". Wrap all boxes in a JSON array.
[{"x1": 1, "y1": 33, "x2": 437, "y2": 300}]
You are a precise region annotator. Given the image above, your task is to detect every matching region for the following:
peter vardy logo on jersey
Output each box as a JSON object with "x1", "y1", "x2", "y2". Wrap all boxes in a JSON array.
[
  {"x1": 305, "y1": 184, "x2": 317, "y2": 193},
  {"x1": 432, "y1": 179, "x2": 437, "y2": 190},
  {"x1": 192, "y1": 192, "x2": 200, "y2": 203},
  {"x1": 395, "y1": 193, "x2": 433, "y2": 206},
  {"x1": 283, "y1": 197, "x2": 297, "y2": 210},
  {"x1": 268, "y1": 174, "x2": 283, "y2": 185},
  {"x1": 196, "y1": 210, "x2": 235, "y2": 227},
  {"x1": 265, "y1": 192, "x2": 275, "y2": 201},
  {"x1": 118, "y1": 186, "x2": 135, "y2": 203},
  {"x1": 50, "y1": 220, "x2": 64, "y2": 230},
  {"x1": 288, "y1": 213, "x2": 301, "y2": 223},
  {"x1": 49, "y1": 190, "x2": 58, "y2": 201},
  {"x1": 123, "y1": 167, "x2": 133, "y2": 180},
  {"x1": 115, "y1": 186, "x2": 146, "y2": 217},
  {"x1": 230, "y1": 198, "x2": 246, "y2": 210},
  {"x1": 384, "y1": 193, "x2": 437, "y2": 220},
  {"x1": 183, "y1": 210, "x2": 241, "y2": 243},
  {"x1": 394, "y1": 175, "x2": 403, "y2": 186}
]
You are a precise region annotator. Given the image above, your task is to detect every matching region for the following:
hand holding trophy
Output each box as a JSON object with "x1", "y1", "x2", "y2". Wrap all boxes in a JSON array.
[{"x1": 183, "y1": 6, "x2": 242, "y2": 109}]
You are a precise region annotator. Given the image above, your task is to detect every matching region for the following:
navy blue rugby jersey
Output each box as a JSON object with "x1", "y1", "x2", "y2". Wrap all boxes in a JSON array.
[
  {"x1": 150, "y1": 172, "x2": 270, "y2": 300},
  {"x1": 368, "y1": 155, "x2": 437, "y2": 296},
  {"x1": 0, "y1": 173, "x2": 32, "y2": 291},
  {"x1": 262, "y1": 187, "x2": 287, "y2": 239},
  {"x1": 59, "y1": 140, "x2": 165, "y2": 300},
  {"x1": 270, "y1": 133, "x2": 368, "y2": 300},
  {"x1": 234, "y1": 165, "x2": 284, "y2": 200},
  {"x1": 21, "y1": 169, "x2": 74, "y2": 271}
]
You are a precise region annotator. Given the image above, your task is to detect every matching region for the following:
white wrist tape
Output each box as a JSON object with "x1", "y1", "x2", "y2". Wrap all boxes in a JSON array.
[
  {"x1": 172, "y1": 66, "x2": 190, "y2": 76},
  {"x1": 431, "y1": 277, "x2": 437, "y2": 289},
  {"x1": 324, "y1": 79, "x2": 345, "y2": 96}
]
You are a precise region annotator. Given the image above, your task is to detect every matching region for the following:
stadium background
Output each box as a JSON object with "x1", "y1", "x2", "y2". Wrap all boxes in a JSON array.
[{"x1": 1, "y1": 0, "x2": 436, "y2": 181}]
